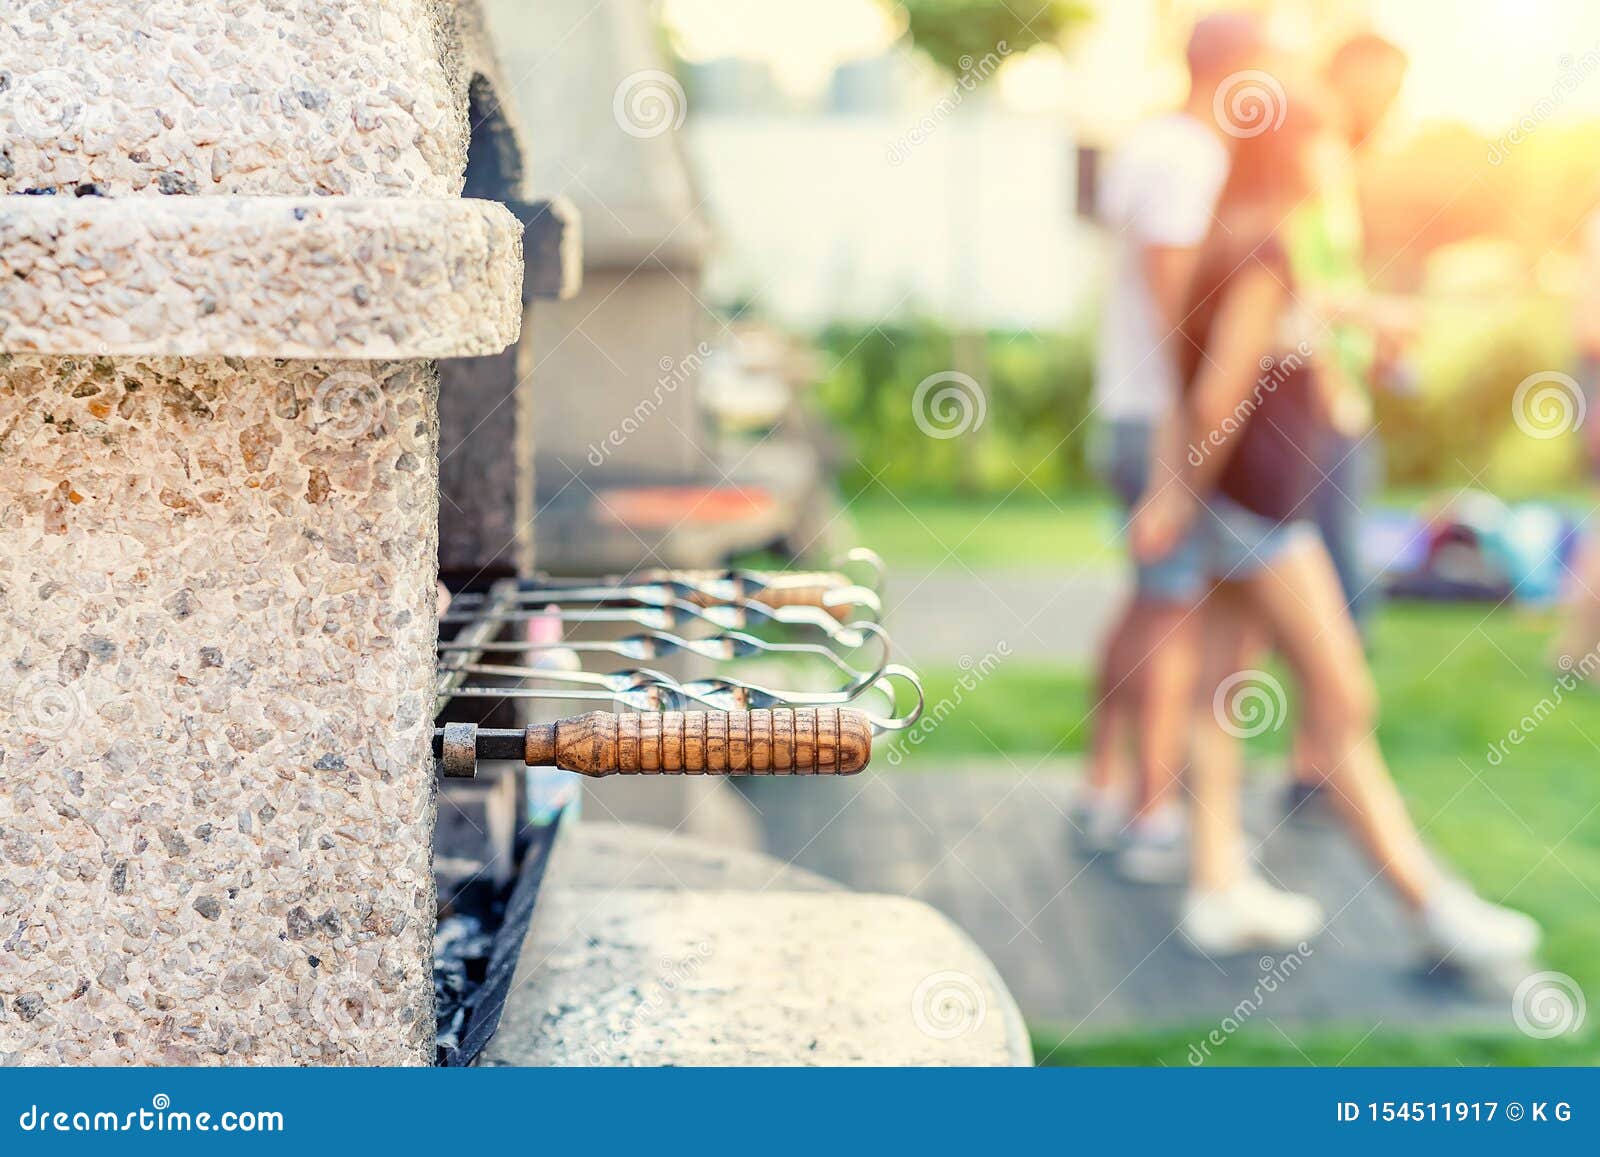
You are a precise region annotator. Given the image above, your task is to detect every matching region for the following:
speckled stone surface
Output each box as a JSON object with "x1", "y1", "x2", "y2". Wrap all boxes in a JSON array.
[
  {"x1": 546, "y1": 821, "x2": 842, "y2": 893},
  {"x1": 0, "y1": 197, "x2": 523, "y2": 358},
  {"x1": 0, "y1": 0, "x2": 508, "y2": 1066},
  {"x1": 0, "y1": 0, "x2": 468, "y2": 198},
  {"x1": 479, "y1": 889, "x2": 1031, "y2": 1067},
  {"x1": 0, "y1": 356, "x2": 441, "y2": 1065}
]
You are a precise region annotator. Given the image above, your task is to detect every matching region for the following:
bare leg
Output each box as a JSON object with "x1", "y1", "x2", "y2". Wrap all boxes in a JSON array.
[
  {"x1": 1244, "y1": 536, "x2": 1438, "y2": 909},
  {"x1": 1181, "y1": 582, "x2": 1326, "y2": 953},
  {"x1": 1189, "y1": 585, "x2": 1256, "y2": 892},
  {"x1": 1129, "y1": 601, "x2": 1201, "y2": 818},
  {"x1": 1090, "y1": 596, "x2": 1200, "y2": 806},
  {"x1": 1087, "y1": 599, "x2": 1143, "y2": 798}
]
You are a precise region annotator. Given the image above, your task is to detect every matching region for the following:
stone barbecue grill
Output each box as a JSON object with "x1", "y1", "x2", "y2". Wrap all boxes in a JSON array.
[
  {"x1": 1, "y1": 0, "x2": 1025, "y2": 1069},
  {"x1": 0, "y1": 0, "x2": 530, "y2": 1066}
]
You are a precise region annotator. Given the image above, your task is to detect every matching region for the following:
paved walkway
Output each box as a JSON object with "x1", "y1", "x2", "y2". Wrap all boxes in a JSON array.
[
  {"x1": 744, "y1": 764, "x2": 1518, "y2": 1042},
  {"x1": 883, "y1": 567, "x2": 1122, "y2": 666}
]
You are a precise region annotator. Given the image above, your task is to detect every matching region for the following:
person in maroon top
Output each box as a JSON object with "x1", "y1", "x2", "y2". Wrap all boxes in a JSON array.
[{"x1": 1132, "y1": 88, "x2": 1540, "y2": 964}]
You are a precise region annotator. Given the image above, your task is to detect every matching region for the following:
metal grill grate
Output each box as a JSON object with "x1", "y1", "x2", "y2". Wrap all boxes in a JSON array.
[{"x1": 430, "y1": 564, "x2": 923, "y2": 780}]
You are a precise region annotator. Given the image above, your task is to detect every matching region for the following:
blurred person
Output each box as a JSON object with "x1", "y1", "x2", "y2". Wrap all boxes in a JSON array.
[
  {"x1": 1323, "y1": 32, "x2": 1409, "y2": 150},
  {"x1": 1078, "y1": 13, "x2": 1266, "y2": 883},
  {"x1": 1551, "y1": 206, "x2": 1600, "y2": 676},
  {"x1": 1132, "y1": 92, "x2": 1541, "y2": 964},
  {"x1": 1293, "y1": 33, "x2": 1409, "y2": 627},
  {"x1": 1283, "y1": 32, "x2": 1413, "y2": 820}
]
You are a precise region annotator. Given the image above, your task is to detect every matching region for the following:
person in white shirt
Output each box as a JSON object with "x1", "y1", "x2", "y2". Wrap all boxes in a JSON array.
[{"x1": 1077, "y1": 13, "x2": 1263, "y2": 883}]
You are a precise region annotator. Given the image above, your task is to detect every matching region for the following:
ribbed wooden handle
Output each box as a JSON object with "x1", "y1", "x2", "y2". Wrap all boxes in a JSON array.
[
  {"x1": 644, "y1": 568, "x2": 848, "y2": 591},
  {"x1": 638, "y1": 568, "x2": 851, "y2": 619},
  {"x1": 745, "y1": 583, "x2": 852, "y2": 620},
  {"x1": 524, "y1": 708, "x2": 872, "y2": 776}
]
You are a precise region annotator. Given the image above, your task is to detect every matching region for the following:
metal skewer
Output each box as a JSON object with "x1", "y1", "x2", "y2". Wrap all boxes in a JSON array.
[
  {"x1": 834, "y1": 547, "x2": 888, "y2": 592},
  {"x1": 661, "y1": 665, "x2": 926, "y2": 731},
  {"x1": 435, "y1": 621, "x2": 892, "y2": 681},
  {"x1": 442, "y1": 661, "x2": 925, "y2": 733},
  {"x1": 439, "y1": 593, "x2": 871, "y2": 648},
  {"x1": 439, "y1": 682, "x2": 702, "y2": 712},
  {"x1": 503, "y1": 580, "x2": 883, "y2": 621},
  {"x1": 444, "y1": 580, "x2": 880, "y2": 623},
  {"x1": 449, "y1": 556, "x2": 883, "y2": 602},
  {"x1": 446, "y1": 550, "x2": 889, "y2": 617}
]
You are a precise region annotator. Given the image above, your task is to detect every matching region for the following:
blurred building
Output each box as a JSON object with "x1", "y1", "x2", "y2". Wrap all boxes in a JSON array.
[
  {"x1": 685, "y1": 50, "x2": 1094, "y2": 331},
  {"x1": 692, "y1": 117, "x2": 1091, "y2": 331}
]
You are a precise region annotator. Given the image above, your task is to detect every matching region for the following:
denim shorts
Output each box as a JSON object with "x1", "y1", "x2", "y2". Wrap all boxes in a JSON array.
[
  {"x1": 1100, "y1": 420, "x2": 1207, "y2": 602},
  {"x1": 1100, "y1": 420, "x2": 1315, "y2": 598},
  {"x1": 1201, "y1": 493, "x2": 1319, "y2": 582}
]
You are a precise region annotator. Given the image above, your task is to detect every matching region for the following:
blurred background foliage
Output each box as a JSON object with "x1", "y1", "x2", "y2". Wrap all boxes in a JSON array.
[
  {"x1": 813, "y1": 304, "x2": 1580, "y2": 501},
  {"x1": 896, "y1": 0, "x2": 1090, "y2": 74},
  {"x1": 812, "y1": 322, "x2": 1096, "y2": 497},
  {"x1": 1375, "y1": 296, "x2": 1579, "y2": 493}
]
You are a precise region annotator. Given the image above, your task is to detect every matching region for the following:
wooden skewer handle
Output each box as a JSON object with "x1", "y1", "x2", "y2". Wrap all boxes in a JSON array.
[
  {"x1": 524, "y1": 708, "x2": 872, "y2": 777},
  {"x1": 642, "y1": 568, "x2": 850, "y2": 591},
  {"x1": 739, "y1": 583, "x2": 852, "y2": 620},
  {"x1": 647, "y1": 570, "x2": 854, "y2": 620}
]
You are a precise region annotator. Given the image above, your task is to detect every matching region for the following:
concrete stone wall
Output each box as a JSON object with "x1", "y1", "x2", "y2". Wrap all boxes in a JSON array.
[
  {"x1": 0, "y1": 0, "x2": 468, "y2": 198},
  {"x1": 483, "y1": 0, "x2": 714, "y2": 501},
  {"x1": 0, "y1": 0, "x2": 512, "y2": 1066},
  {"x1": 0, "y1": 357, "x2": 440, "y2": 1064},
  {"x1": 531, "y1": 269, "x2": 713, "y2": 491}
]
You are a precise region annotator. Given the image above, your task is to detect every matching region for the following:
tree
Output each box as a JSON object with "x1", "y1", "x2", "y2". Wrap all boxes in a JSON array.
[{"x1": 896, "y1": 0, "x2": 1088, "y2": 75}]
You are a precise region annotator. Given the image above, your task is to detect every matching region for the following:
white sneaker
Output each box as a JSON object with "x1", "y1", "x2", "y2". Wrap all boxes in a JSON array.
[
  {"x1": 1420, "y1": 881, "x2": 1541, "y2": 969},
  {"x1": 1070, "y1": 784, "x2": 1127, "y2": 855},
  {"x1": 1116, "y1": 806, "x2": 1188, "y2": 885},
  {"x1": 1182, "y1": 873, "x2": 1324, "y2": 956}
]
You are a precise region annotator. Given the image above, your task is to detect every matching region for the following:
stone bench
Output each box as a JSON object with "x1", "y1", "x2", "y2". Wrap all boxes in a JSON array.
[{"x1": 477, "y1": 822, "x2": 1032, "y2": 1066}]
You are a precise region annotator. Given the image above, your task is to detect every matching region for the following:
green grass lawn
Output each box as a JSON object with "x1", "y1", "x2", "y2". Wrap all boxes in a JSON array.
[
  {"x1": 857, "y1": 494, "x2": 1600, "y2": 1066},
  {"x1": 844, "y1": 487, "x2": 1597, "y2": 571},
  {"x1": 845, "y1": 492, "x2": 1122, "y2": 570}
]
